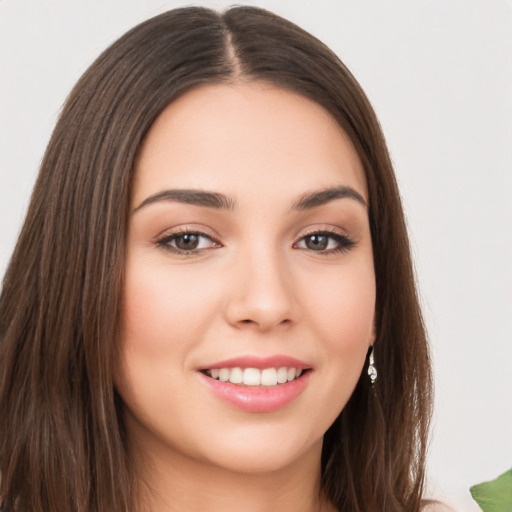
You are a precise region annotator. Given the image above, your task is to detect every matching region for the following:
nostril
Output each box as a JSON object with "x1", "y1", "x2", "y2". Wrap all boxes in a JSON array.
[{"x1": 238, "y1": 317, "x2": 292, "y2": 327}]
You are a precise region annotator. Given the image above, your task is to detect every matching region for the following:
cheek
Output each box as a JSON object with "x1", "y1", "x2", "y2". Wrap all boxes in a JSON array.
[
  {"x1": 121, "y1": 259, "x2": 220, "y2": 356},
  {"x1": 116, "y1": 258, "x2": 222, "y2": 428},
  {"x1": 303, "y1": 261, "x2": 376, "y2": 346},
  {"x1": 299, "y1": 256, "x2": 376, "y2": 412}
]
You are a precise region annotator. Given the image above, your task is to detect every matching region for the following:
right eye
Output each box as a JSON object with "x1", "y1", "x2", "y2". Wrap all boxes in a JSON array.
[{"x1": 156, "y1": 231, "x2": 220, "y2": 255}]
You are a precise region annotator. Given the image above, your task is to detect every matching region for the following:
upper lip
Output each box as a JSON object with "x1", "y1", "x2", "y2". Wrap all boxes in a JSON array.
[{"x1": 198, "y1": 355, "x2": 312, "y2": 370}]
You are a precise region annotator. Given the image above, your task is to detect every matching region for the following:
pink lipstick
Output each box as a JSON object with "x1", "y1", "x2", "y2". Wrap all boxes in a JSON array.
[{"x1": 197, "y1": 355, "x2": 312, "y2": 413}]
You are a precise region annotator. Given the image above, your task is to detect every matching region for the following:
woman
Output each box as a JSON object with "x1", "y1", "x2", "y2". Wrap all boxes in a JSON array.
[{"x1": 0, "y1": 6, "x2": 434, "y2": 512}]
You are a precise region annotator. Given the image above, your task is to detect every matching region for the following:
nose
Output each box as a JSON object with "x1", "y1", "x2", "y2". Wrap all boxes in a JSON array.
[{"x1": 224, "y1": 250, "x2": 299, "y2": 332}]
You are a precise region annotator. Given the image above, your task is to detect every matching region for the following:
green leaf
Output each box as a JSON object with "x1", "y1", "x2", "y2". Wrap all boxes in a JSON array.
[{"x1": 470, "y1": 468, "x2": 512, "y2": 512}]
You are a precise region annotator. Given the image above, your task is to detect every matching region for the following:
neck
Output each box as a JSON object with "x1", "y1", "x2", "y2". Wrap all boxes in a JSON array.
[{"x1": 130, "y1": 437, "x2": 335, "y2": 512}]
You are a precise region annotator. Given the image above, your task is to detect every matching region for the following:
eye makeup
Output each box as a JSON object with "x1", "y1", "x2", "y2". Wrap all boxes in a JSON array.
[{"x1": 154, "y1": 225, "x2": 357, "y2": 257}]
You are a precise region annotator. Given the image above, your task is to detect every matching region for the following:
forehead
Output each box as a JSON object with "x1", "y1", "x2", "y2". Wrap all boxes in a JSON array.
[{"x1": 132, "y1": 82, "x2": 367, "y2": 205}]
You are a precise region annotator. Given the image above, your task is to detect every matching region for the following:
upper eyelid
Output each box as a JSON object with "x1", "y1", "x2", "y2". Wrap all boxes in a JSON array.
[
  {"x1": 296, "y1": 225, "x2": 350, "y2": 239},
  {"x1": 157, "y1": 231, "x2": 219, "y2": 246},
  {"x1": 158, "y1": 231, "x2": 213, "y2": 241},
  {"x1": 301, "y1": 227, "x2": 345, "y2": 235},
  {"x1": 153, "y1": 225, "x2": 220, "y2": 243},
  {"x1": 295, "y1": 230, "x2": 353, "y2": 244}
]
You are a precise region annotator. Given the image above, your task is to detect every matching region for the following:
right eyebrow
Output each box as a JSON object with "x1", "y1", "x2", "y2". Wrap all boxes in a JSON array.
[{"x1": 132, "y1": 189, "x2": 237, "y2": 213}]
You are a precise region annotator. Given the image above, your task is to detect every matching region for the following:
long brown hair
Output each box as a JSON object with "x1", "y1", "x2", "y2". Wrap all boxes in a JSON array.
[{"x1": 0, "y1": 6, "x2": 432, "y2": 512}]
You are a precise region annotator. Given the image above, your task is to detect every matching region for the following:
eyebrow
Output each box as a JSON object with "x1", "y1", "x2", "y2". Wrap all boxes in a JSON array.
[
  {"x1": 132, "y1": 185, "x2": 367, "y2": 214},
  {"x1": 291, "y1": 186, "x2": 367, "y2": 210},
  {"x1": 133, "y1": 189, "x2": 237, "y2": 213}
]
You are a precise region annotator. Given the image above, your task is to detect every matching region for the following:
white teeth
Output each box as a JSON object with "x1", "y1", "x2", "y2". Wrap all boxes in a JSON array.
[
  {"x1": 205, "y1": 366, "x2": 305, "y2": 386},
  {"x1": 261, "y1": 368, "x2": 278, "y2": 386},
  {"x1": 277, "y1": 367, "x2": 288, "y2": 383},
  {"x1": 243, "y1": 368, "x2": 261, "y2": 386},
  {"x1": 229, "y1": 367, "x2": 243, "y2": 384}
]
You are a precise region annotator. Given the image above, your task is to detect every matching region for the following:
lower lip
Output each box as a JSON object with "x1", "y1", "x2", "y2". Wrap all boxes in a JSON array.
[{"x1": 198, "y1": 371, "x2": 311, "y2": 413}]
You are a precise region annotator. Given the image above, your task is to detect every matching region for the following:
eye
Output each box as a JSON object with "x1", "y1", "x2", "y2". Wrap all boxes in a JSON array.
[
  {"x1": 295, "y1": 230, "x2": 355, "y2": 254},
  {"x1": 156, "y1": 231, "x2": 220, "y2": 254}
]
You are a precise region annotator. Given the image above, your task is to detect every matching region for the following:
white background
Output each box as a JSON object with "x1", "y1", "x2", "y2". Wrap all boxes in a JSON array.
[{"x1": 1, "y1": 1, "x2": 511, "y2": 510}]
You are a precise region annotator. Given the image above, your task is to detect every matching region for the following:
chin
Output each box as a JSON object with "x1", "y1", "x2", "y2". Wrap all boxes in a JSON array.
[
  {"x1": 185, "y1": 416, "x2": 327, "y2": 476},
  {"x1": 199, "y1": 433, "x2": 324, "y2": 475}
]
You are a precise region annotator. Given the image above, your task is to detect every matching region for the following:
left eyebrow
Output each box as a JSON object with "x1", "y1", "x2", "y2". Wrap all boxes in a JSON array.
[{"x1": 290, "y1": 186, "x2": 367, "y2": 211}]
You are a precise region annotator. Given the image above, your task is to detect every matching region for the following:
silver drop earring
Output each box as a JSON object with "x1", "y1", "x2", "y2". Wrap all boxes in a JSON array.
[{"x1": 367, "y1": 345, "x2": 377, "y2": 385}]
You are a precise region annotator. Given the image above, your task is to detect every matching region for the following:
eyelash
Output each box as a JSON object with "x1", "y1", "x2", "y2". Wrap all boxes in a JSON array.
[
  {"x1": 156, "y1": 229, "x2": 220, "y2": 255},
  {"x1": 294, "y1": 229, "x2": 356, "y2": 254},
  {"x1": 155, "y1": 229, "x2": 356, "y2": 256}
]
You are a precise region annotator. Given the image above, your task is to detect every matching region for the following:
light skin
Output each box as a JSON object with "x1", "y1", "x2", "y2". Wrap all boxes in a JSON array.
[{"x1": 117, "y1": 81, "x2": 376, "y2": 512}]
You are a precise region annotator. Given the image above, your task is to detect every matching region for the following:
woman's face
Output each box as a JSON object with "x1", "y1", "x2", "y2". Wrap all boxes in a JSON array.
[{"x1": 117, "y1": 82, "x2": 376, "y2": 474}]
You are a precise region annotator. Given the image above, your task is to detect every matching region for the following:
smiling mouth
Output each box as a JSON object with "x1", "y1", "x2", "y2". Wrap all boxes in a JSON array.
[{"x1": 202, "y1": 367, "x2": 308, "y2": 387}]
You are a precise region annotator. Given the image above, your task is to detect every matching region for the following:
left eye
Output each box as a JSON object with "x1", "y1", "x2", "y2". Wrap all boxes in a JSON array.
[
  {"x1": 157, "y1": 232, "x2": 218, "y2": 253},
  {"x1": 295, "y1": 232, "x2": 355, "y2": 253}
]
